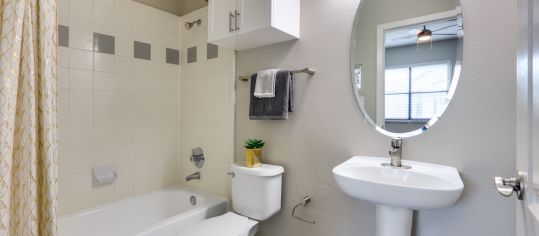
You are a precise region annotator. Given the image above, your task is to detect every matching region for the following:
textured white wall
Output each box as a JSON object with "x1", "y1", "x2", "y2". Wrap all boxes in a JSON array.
[{"x1": 235, "y1": 0, "x2": 517, "y2": 235}]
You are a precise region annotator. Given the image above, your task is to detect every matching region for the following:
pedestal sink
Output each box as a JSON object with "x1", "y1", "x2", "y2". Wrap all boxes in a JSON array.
[{"x1": 332, "y1": 156, "x2": 464, "y2": 236}]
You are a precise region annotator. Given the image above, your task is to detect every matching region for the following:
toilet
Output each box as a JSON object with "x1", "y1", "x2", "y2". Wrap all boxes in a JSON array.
[{"x1": 178, "y1": 163, "x2": 284, "y2": 236}]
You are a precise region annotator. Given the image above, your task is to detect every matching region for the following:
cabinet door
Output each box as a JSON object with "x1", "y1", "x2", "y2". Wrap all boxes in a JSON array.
[
  {"x1": 208, "y1": 0, "x2": 237, "y2": 42},
  {"x1": 235, "y1": 0, "x2": 270, "y2": 34}
]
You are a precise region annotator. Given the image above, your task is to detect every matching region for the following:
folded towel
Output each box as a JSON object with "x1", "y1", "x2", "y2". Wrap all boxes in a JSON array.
[
  {"x1": 249, "y1": 70, "x2": 294, "y2": 120},
  {"x1": 254, "y1": 69, "x2": 279, "y2": 98}
]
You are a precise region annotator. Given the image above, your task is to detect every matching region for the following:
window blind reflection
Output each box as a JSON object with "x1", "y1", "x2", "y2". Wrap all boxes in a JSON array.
[{"x1": 385, "y1": 62, "x2": 450, "y2": 120}]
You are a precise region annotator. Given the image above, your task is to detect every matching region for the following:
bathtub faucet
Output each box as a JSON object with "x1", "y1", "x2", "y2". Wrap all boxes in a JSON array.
[{"x1": 186, "y1": 172, "x2": 201, "y2": 181}]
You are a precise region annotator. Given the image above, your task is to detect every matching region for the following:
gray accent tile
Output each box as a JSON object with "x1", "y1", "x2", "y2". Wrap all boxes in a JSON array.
[
  {"x1": 134, "y1": 41, "x2": 151, "y2": 60},
  {"x1": 59, "y1": 25, "x2": 69, "y2": 47},
  {"x1": 93, "y1": 33, "x2": 115, "y2": 54},
  {"x1": 166, "y1": 48, "x2": 180, "y2": 65},
  {"x1": 187, "y1": 46, "x2": 197, "y2": 64},
  {"x1": 207, "y1": 43, "x2": 218, "y2": 60}
]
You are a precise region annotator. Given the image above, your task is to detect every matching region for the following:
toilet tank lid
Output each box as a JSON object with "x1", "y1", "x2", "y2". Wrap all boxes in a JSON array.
[{"x1": 231, "y1": 163, "x2": 284, "y2": 177}]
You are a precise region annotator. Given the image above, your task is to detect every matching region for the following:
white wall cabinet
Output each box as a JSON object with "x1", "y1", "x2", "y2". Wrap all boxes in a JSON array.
[{"x1": 208, "y1": 0, "x2": 300, "y2": 50}]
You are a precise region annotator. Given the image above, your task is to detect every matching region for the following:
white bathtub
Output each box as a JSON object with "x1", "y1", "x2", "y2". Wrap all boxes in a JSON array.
[{"x1": 59, "y1": 186, "x2": 228, "y2": 236}]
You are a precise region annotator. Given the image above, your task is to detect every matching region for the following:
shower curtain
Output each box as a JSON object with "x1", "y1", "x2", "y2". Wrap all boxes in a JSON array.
[{"x1": 0, "y1": 0, "x2": 58, "y2": 235}]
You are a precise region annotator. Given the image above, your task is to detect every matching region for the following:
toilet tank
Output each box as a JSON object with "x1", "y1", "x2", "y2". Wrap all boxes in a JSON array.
[{"x1": 230, "y1": 163, "x2": 284, "y2": 221}]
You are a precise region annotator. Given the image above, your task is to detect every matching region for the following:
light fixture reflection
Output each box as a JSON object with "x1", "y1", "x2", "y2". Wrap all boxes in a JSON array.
[{"x1": 417, "y1": 26, "x2": 433, "y2": 42}]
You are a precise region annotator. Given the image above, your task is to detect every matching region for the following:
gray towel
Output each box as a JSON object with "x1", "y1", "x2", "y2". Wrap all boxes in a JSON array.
[{"x1": 249, "y1": 71, "x2": 294, "y2": 120}]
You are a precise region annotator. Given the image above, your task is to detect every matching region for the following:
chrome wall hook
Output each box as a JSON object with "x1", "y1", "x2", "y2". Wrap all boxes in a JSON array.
[{"x1": 291, "y1": 196, "x2": 316, "y2": 224}]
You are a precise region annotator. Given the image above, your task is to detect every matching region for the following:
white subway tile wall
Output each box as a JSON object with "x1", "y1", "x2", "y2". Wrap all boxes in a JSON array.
[
  {"x1": 179, "y1": 8, "x2": 236, "y2": 199},
  {"x1": 58, "y1": 0, "x2": 180, "y2": 215}
]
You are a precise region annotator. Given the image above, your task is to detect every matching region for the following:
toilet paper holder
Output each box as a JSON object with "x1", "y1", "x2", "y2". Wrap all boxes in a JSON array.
[{"x1": 291, "y1": 196, "x2": 316, "y2": 224}]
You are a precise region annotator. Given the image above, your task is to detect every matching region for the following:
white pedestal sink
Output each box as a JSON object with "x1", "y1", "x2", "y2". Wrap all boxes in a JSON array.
[{"x1": 332, "y1": 156, "x2": 464, "y2": 236}]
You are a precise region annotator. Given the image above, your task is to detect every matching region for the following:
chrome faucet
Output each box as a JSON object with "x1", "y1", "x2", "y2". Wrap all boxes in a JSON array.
[
  {"x1": 389, "y1": 139, "x2": 403, "y2": 167},
  {"x1": 186, "y1": 172, "x2": 201, "y2": 181}
]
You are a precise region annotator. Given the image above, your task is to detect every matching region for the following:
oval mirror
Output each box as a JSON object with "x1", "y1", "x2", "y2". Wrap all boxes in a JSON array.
[{"x1": 351, "y1": 0, "x2": 463, "y2": 138}]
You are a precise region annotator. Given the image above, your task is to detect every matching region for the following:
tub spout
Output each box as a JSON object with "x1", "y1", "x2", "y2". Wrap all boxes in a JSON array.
[{"x1": 186, "y1": 172, "x2": 201, "y2": 181}]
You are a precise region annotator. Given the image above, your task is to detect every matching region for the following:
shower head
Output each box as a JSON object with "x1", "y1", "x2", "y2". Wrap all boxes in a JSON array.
[{"x1": 184, "y1": 19, "x2": 202, "y2": 30}]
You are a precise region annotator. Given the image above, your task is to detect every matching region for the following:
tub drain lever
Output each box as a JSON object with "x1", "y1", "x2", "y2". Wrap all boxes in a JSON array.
[{"x1": 291, "y1": 196, "x2": 316, "y2": 224}]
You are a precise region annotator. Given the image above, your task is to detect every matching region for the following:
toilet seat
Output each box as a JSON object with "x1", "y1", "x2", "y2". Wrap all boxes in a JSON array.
[{"x1": 177, "y1": 212, "x2": 258, "y2": 236}]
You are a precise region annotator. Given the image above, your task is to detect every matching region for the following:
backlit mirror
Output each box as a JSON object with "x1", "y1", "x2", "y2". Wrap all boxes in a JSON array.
[{"x1": 351, "y1": 0, "x2": 463, "y2": 138}]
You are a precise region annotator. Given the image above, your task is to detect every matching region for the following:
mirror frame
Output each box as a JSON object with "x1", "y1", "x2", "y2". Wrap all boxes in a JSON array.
[{"x1": 350, "y1": 1, "x2": 463, "y2": 139}]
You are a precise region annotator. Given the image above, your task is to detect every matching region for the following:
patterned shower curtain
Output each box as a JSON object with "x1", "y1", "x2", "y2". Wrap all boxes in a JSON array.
[{"x1": 0, "y1": 0, "x2": 58, "y2": 235}]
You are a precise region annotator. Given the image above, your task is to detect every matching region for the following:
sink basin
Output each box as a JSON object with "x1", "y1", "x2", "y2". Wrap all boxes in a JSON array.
[
  {"x1": 333, "y1": 156, "x2": 463, "y2": 209},
  {"x1": 333, "y1": 156, "x2": 464, "y2": 236}
]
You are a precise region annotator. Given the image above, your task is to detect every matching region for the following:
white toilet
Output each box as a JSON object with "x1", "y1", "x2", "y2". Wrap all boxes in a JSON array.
[{"x1": 178, "y1": 163, "x2": 284, "y2": 236}]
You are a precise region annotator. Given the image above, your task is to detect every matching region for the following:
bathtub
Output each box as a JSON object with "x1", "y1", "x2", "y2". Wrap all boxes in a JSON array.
[{"x1": 59, "y1": 186, "x2": 228, "y2": 236}]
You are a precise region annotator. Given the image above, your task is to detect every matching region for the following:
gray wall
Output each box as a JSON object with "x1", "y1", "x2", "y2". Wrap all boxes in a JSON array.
[
  {"x1": 235, "y1": 0, "x2": 516, "y2": 236},
  {"x1": 385, "y1": 121, "x2": 425, "y2": 133},
  {"x1": 385, "y1": 38, "x2": 458, "y2": 67}
]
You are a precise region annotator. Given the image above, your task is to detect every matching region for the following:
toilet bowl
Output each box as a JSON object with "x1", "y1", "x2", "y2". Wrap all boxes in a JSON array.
[
  {"x1": 176, "y1": 212, "x2": 258, "y2": 236},
  {"x1": 177, "y1": 163, "x2": 284, "y2": 236}
]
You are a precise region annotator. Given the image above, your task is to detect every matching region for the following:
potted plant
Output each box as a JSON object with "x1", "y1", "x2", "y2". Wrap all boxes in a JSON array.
[{"x1": 244, "y1": 139, "x2": 265, "y2": 168}]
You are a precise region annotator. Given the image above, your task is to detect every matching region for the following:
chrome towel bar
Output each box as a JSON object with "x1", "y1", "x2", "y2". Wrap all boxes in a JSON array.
[{"x1": 239, "y1": 68, "x2": 315, "y2": 81}]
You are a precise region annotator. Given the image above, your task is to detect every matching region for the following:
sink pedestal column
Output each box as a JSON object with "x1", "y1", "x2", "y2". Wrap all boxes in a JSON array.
[{"x1": 376, "y1": 205, "x2": 413, "y2": 236}]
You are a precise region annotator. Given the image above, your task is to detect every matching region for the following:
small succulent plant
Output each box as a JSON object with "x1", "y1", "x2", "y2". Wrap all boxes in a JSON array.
[{"x1": 244, "y1": 139, "x2": 265, "y2": 149}]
